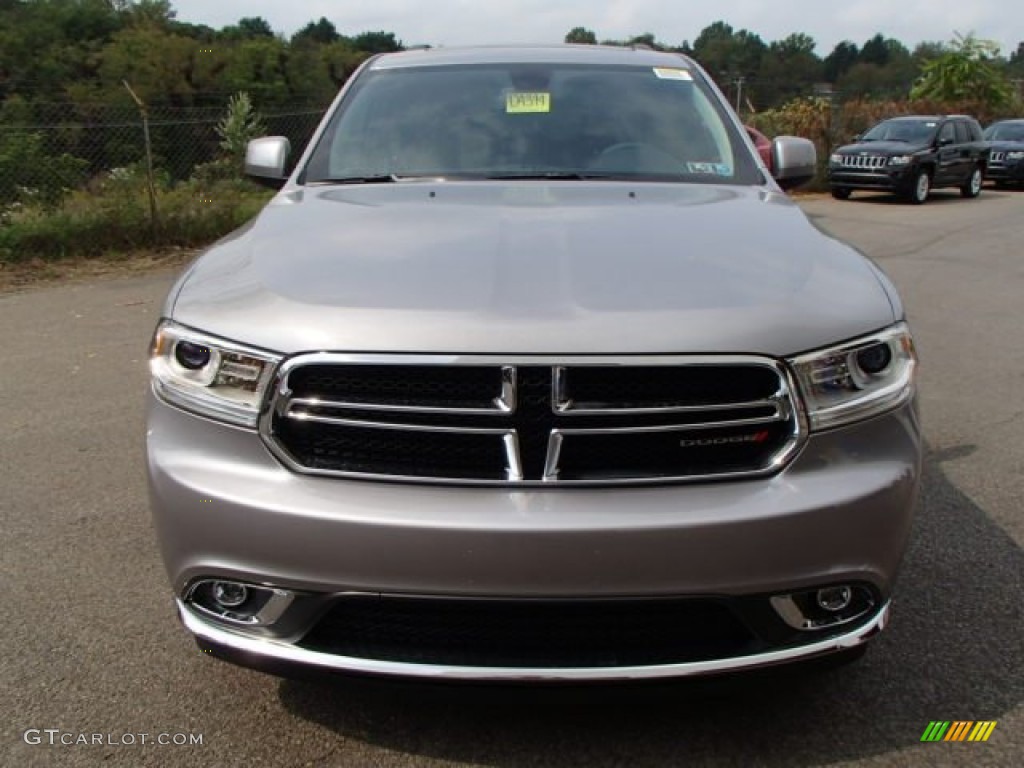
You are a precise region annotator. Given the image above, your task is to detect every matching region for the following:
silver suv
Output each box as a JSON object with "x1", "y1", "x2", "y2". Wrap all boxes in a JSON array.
[{"x1": 147, "y1": 45, "x2": 921, "y2": 681}]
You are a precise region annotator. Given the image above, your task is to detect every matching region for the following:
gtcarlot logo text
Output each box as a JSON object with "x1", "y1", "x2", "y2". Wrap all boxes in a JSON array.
[{"x1": 23, "y1": 729, "x2": 203, "y2": 747}]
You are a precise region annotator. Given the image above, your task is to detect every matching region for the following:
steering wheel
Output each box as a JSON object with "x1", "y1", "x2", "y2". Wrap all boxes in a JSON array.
[{"x1": 589, "y1": 143, "x2": 685, "y2": 173}]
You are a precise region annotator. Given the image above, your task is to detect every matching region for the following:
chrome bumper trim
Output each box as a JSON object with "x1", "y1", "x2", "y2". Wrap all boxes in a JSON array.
[{"x1": 177, "y1": 599, "x2": 889, "y2": 681}]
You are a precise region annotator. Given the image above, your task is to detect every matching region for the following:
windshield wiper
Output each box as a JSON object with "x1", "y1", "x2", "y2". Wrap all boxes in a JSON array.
[
  {"x1": 307, "y1": 174, "x2": 429, "y2": 185},
  {"x1": 481, "y1": 171, "x2": 620, "y2": 180}
]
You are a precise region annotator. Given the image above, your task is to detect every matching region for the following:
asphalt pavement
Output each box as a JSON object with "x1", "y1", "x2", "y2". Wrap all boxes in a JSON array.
[{"x1": 1, "y1": 187, "x2": 1021, "y2": 767}]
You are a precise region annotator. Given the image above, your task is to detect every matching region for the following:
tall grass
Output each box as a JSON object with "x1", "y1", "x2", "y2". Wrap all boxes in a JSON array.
[{"x1": 0, "y1": 166, "x2": 272, "y2": 263}]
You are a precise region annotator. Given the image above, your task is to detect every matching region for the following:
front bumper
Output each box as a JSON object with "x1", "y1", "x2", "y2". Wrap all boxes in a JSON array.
[
  {"x1": 147, "y1": 391, "x2": 921, "y2": 678},
  {"x1": 987, "y1": 160, "x2": 1024, "y2": 183},
  {"x1": 182, "y1": 597, "x2": 891, "y2": 681},
  {"x1": 827, "y1": 165, "x2": 916, "y2": 193}
]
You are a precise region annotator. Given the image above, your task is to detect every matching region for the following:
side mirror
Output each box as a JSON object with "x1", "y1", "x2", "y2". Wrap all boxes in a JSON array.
[
  {"x1": 938, "y1": 137, "x2": 954, "y2": 147},
  {"x1": 245, "y1": 137, "x2": 291, "y2": 189},
  {"x1": 771, "y1": 136, "x2": 817, "y2": 190}
]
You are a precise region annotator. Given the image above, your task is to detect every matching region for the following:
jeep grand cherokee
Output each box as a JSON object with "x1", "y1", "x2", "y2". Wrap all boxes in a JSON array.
[
  {"x1": 146, "y1": 46, "x2": 921, "y2": 681},
  {"x1": 828, "y1": 115, "x2": 986, "y2": 204},
  {"x1": 984, "y1": 119, "x2": 1024, "y2": 187}
]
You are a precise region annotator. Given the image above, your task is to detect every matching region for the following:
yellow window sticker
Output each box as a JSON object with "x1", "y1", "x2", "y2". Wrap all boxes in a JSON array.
[
  {"x1": 653, "y1": 67, "x2": 692, "y2": 81},
  {"x1": 506, "y1": 92, "x2": 551, "y2": 114}
]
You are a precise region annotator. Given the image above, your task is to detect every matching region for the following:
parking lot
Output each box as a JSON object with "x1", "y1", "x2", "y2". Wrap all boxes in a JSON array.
[{"x1": 2, "y1": 189, "x2": 1022, "y2": 767}]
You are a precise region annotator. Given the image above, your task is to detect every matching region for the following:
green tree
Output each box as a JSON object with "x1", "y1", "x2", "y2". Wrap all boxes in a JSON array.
[
  {"x1": 692, "y1": 21, "x2": 766, "y2": 81},
  {"x1": 756, "y1": 33, "x2": 822, "y2": 109},
  {"x1": 292, "y1": 17, "x2": 339, "y2": 46},
  {"x1": 125, "y1": 0, "x2": 176, "y2": 28},
  {"x1": 322, "y1": 40, "x2": 369, "y2": 88},
  {"x1": 837, "y1": 38, "x2": 915, "y2": 100},
  {"x1": 219, "y1": 37, "x2": 289, "y2": 104},
  {"x1": 352, "y1": 31, "x2": 402, "y2": 53},
  {"x1": 0, "y1": 131, "x2": 88, "y2": 206},
  {"x1": 824, "y1": 41, "x2": 859, "y2": 82},
  {"x1": 216, "y1": 92, "x2": 266, "y2": 164},
  {"x1": 912, "y1": 41, "x2": 948, "y2": 64},
  {"x1": 97, "y1": 24, "x2": 198, "y2": 105},
  {"x1": 219, "y1": 16, "x2": 275, "y2": 41},
  {"x1": 910, "y1": 32, "x2": 1013, "y2": 107},
  {"x1": 1007, "y1": 41, "x2": 1024, "y2": 82},
  {"x1": 284, "y1": 39, "x2": 336, "y2": 103},
  {"x1": 859, "y1": 34, "x2": 891, "y2": 66},
  {"x1": 565, "y1": 27, "x2": 597, "y2": 45},
  {"x1": 627, "y1": 33, "x2": 661, "y2": 50}
]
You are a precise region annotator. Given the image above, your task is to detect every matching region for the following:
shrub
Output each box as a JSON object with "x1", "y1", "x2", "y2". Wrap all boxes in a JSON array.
[
  {"x1": 0, "y1": 174, "x2": 271, "y2": 262},
  {"x1": 0, "y1": 132, "x2": 88, "y2": 207}
]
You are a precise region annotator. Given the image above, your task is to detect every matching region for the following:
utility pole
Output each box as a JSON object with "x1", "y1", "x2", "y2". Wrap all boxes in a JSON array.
[{"x1": 734, "y1": 77, "x2": 745, "y2": 115}]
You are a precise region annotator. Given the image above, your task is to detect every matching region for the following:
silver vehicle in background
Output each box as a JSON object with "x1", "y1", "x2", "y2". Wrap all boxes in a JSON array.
[{"x1": 147, "y1": 45, "x2": 921, "y2": 681}]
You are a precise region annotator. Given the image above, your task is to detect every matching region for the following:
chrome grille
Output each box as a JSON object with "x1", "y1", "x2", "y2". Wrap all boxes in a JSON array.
[
  {"x1": 989, "y1": 151, "x2": 1006, "y2": 164},
  {"x1": 262, "y1": 355, "x2": 803, "y2": 485},
  {"x1": 839, "y1": 154, "x2": 887, "y2": 169}
]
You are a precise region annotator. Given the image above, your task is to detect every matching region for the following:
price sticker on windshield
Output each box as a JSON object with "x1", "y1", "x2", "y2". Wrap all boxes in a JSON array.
[
  {"x1": 653, "y1": 67, "x2": 692, "y2": 81},
  {"x1": 506, "y1": 92, "x2": 551, "y2": 114}
]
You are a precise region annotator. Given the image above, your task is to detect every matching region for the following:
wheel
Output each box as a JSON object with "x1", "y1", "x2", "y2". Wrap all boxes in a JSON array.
[
  {"x1": 961, "y1": 165, "x2": 983, "y2": 198},
  {"x1": 831, "y1": 187, "x2": 851, "y2": 200},
  {"x1": 907, "y1": 169, "x2": 930, "y2": 204}
]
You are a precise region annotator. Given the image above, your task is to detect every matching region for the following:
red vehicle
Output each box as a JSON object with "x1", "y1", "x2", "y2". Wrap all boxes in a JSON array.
[{"x1": 746, "y1": 125, "x2": 773, "y2": 172}]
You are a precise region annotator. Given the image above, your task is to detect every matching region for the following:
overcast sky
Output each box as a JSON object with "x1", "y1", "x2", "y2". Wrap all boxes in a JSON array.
[{"x1": 168, "y1": 0, "x2": 1021, "y2": 57}]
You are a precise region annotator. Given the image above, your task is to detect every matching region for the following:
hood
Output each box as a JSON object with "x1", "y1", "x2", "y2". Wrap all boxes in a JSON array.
[
  {"x1": 837, "y1": 141, "x2": 927, "y2": 156},
  {"x1": 986, "y1": 140, "x2": 1024, "y2": 151},
  {"x1": 171, "y1": 182, "x2": 897, "y2": 357}
]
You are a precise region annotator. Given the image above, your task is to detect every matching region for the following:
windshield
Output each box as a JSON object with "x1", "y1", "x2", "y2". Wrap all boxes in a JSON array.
[
  {"x1": 984, "y1": 123, "x2": 1024, "y2": 142},
  {"x1": 861, "y1": 119, "x2": 937, "y2": 144},
  {"x1": 303, "y1": 63, "x2": 760, "y2": 184}
]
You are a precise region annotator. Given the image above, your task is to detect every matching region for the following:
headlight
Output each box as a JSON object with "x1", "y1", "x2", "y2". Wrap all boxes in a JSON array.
[
  {"x1": 888, "y1": 155, "x2": 913, "y2": 166},
  {"x1": 1007, "y1": 151, "x2": 1024, "y2": 160},
  {"x1": 149, "y1": 320, "x2": 280, "y2": 427},
  {"x1": 789, "y1": 323, "x2": 917, "y2": 431},
  {"x1": 829, "y1": 153, "x2": 843, "y2": 164}
]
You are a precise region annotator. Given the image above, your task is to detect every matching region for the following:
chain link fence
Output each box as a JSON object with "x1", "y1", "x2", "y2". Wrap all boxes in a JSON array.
[
  {"x1": 2, "y1": 103, "x2": 326, "y2": 196},
  {"x1": 0, "y1": 102, "x2": 327, "y2": 261}
]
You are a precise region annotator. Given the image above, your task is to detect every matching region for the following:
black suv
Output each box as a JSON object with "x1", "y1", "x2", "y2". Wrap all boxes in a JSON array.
[
  {"x1": 828, "y1": 115, "x2": 986, "y2": 204},
  {"x1": 984, "y1": 119, "x2": 1024, "y2": 187}
]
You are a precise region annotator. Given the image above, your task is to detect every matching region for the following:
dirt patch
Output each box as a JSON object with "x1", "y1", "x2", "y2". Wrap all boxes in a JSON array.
[{"x1": 0, "y1": 249, "x2": 197, "y2": 294}]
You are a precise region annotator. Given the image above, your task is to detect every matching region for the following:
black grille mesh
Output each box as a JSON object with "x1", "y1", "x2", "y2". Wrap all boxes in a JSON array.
[
  {"x1": 288, "y1": 364, "x2": 503, "y2": 409},
  {"x1": 565, "y1": 365, "x2": 780, "y2": 409},
  {"x1": 276, "y1": 422, "x2": 508, "y2": 480},
  {"x1": 298, "y1": 596, "x2": 758, "y2": 668}
]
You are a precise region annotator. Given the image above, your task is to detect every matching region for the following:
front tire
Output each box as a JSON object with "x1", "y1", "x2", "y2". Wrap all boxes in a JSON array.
[
  {"x1": 831, "y1": 187, "x2": 851, "y2": 200},
  {"x1": 961, "y1": 165, "x2": 983, "y2": 198},
  {"x1": 907, "y1": 169, "x2": 930, "y2": 204}
]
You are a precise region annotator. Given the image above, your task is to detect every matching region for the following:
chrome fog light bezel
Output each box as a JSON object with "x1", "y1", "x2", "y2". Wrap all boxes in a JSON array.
[
  {"x1": 186, "y1": 579, "x2": 296, "y2": 627},
  {"x1": 771, "y1": 585, "x2": 876, "y2": 631}
]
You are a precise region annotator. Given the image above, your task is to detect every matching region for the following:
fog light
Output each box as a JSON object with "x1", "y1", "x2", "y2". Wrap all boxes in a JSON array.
[
  {"x1": 816, "y1": 586, "x2": 853, "y2": 613},
  {"x1": 770, "y1": 584, "x2": 876, "y2": 631},
  {"x1": 187, "y1": 579, "x2": 298, "y2": 626},
  {"x1": 212, "y1": 581, "x2": 248, "y2": 608}
]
